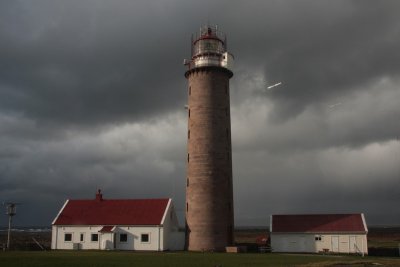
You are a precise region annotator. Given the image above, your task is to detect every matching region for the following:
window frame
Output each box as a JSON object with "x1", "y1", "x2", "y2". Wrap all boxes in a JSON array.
[
  {"x1": 119, "y1": 233, "x2": 128, "y2": 243},
  {"x1": 80, "y1": 233, "x2": 85, "y2": 242},
  {"x1": 64, "y1": 233, "x2": 73, "y2": 242},
  {"x1": 91, "y1": 233, "x2": 99, "y2": 242},
  {"x1": 140, "y1": 233, "x2": 150, "y2": 243}
]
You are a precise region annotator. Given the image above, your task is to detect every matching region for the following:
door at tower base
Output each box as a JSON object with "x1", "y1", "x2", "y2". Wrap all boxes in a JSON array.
[
  {"x1": 270, "y1": 214, "x2": 368, "y2": 255},
  {"x1": 51, "y1": 191, "x2": 184, "y2": 251}
]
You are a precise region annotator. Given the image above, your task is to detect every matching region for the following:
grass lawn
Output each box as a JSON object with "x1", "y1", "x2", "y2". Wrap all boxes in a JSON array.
[{"x1": 1, "y1": 251, "x2": 400, "y2": 267}]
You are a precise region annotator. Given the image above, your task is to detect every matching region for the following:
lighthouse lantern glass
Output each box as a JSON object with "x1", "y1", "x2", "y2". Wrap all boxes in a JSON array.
[{"x1": 194, "y1": 39, "x2": 224, "y2": 55}]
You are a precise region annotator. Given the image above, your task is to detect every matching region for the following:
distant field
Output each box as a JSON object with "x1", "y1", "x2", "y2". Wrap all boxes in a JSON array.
[
  {"x1": 368, "y1": 227, "x2": 400, "y2": 249},
  {"x1": 1, "y1": 251, "x2": 400, "y2": 267}
]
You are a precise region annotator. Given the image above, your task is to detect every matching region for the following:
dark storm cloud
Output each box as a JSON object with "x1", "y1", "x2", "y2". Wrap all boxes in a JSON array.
[
  {"x1": 1, "y1": 0, "x2": 399, "y2": 127},
  {"x1": 232, "y1": 78, "x2": 400, "y2": 153},
  {"x1": 233, "y1": 141, "x2": 400, "y2": 225},
  {"x1": 226, "y1": 1, "x2": 400, "y2": 122},
  {"x1": 1, "y1": 0, "x2": 399, "y2": 227},
  {"x1": 0, "y1": 0, "x2": 191, "y2": 128}
]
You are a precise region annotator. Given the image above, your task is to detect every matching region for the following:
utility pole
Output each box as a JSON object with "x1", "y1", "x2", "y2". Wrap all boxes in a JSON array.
[{"x1": 5, "y1": 203, "x2": 19, "y2": 250}]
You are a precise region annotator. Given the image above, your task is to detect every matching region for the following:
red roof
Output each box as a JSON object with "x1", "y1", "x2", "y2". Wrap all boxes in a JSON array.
[
  {"x1": 99, "y1": 226, "x2": 114, "y2": 232},
  {"x1": 53, "y1": 195, "x2": 170, "y2": 226},
  {"x1": 271, "y1": 214, "x2": 367, "y2": 233}
]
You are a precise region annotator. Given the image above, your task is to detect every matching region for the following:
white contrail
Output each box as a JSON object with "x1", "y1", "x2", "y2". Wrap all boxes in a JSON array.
[
  {"x1": 328, "y1": 102, "x2": 342, "y2": 109},
  {"x1": 267, "y1": 82, "x2": 282, "y2": 90}
]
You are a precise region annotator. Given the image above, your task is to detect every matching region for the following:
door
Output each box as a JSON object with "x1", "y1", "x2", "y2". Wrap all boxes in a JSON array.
[
  {"x1": 331, "y1": 236, "x2": 339, "y2": 252},
  {"x1": 299, "y1": 236, "x2": 306, "y2": 252},
  {"x1": 101, "y1": 233, "x2": 114, "y2": 250},
  {"x1": 349, "y1": 236, "x2": 356, "y2": 253}
]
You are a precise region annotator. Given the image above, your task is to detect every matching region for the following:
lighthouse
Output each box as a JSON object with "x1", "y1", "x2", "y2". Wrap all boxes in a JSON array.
[{"x1": 184, "y1": 25, "x2": 234, "y2": 251}]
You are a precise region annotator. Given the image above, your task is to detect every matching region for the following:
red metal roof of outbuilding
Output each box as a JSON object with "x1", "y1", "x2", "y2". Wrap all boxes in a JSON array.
[
  {"x1": 53, "y1": 197, "x2": 170, "y2": 226},
  {"x1": 271, "y1": 214, "x2": 367, "y2": 233}
]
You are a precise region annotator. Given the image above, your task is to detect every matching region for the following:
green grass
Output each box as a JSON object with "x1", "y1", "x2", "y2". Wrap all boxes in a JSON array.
[{"x1": 1, "y1": 251, "x2": 400, "y2": 267}]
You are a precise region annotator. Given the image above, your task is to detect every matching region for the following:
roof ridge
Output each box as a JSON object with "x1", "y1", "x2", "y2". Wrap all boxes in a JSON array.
[{"x1": 68, "y1": 198, "x2": 170, "y2": 201}]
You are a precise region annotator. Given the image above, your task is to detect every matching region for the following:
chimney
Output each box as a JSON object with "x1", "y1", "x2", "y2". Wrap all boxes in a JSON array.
[{"x1": 96, "y1": 189, "x2": 103, "y2": 201}]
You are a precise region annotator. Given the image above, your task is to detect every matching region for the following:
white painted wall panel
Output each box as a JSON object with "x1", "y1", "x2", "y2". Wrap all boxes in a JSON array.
[{"x1": 271, "y1": 233, "x2": 368, "y2": 254}]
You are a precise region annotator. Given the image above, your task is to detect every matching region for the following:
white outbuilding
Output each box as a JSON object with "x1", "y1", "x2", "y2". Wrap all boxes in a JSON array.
[
  {"x1": 270, "y1": 214, "x2": 368, "y2": 255},
  {"x1": 51, "y1": 190, "x2": 184, "y2": 251}
]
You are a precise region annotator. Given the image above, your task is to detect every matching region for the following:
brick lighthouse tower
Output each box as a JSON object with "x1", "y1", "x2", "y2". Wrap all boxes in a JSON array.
[{"x1": 184, "y1": 25, "x2": 234, "y2": 251}]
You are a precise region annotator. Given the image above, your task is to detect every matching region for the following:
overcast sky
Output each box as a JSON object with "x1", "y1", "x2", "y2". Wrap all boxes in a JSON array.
[{"x1": 1, "y1": 0, "x2": 399, "y2": 227}]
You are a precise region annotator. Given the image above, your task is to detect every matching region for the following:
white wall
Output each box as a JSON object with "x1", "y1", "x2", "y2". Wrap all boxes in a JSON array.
[
  {"x1": 51, "y1": 199, "x2": 185, "y2": 251},
  {"x1": 162, "y1": 201, "x2": 185, "y2": 251},
  {"x1": 271, "y1": 234, "x2": 315, "y2": 253},
  {"x1": 271, "y1": 233, "x2": 368, "y2": 254},
  {"x1": 114, "y1": 226, "x2": 162, "y2": 251},
  {"x1": 52, "y1": 225, "x2": 103, "y2": 250},
  {"x1": 52, "y1": 225, "x2": 163, "y2": 251}
]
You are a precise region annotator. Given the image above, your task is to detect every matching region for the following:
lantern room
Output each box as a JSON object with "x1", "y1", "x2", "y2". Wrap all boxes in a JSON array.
[{"x1": 185, "y1": 25, "x2": 234, "y2": 72}]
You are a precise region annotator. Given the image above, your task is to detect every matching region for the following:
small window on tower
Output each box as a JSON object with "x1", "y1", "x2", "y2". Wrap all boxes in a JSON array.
[
  {"x1": 186, "y1": 203, "x2": 189, "y2": 212},
  {"x1": 188, "y1": 109, "x2": 191, "y2": 118},
  {"x1": 187, "y1": 177, "x2": 189, "y2": 187},
  {"x1": 189, "y1": 86, "x2": 191, "y2": 95},
  {"x1": 188, "y1": 130, "x2": 190, "y2": 139},
  {"x1": 187, "y1": 153, "x2": 190, "y2": 162}
]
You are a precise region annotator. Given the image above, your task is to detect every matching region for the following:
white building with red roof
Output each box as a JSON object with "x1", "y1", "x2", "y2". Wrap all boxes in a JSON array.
[
  {"x1": 270, "y1": 214, "x2": 368, "y2": 255},
  {"x1": 51, "y1": 190, "x2": 184, "y2": 251}
]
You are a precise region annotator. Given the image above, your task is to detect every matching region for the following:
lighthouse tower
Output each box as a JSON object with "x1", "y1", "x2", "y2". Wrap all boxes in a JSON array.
[{"x1": 184, "y1": 25, "x2": 234, "y2": 251}]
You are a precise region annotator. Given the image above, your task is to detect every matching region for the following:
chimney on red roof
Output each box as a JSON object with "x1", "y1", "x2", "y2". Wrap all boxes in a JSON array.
[{"x1": 96, "y1": 189, "x2": 103, "y2": 201}]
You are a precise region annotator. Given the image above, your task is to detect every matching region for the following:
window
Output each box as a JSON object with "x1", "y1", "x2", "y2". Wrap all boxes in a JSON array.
[
  {"x1": 186, "y1": 203, "x2": 188, "y2": 212},
  {"x1": 141, "y1": 233, "x2": 150, "y2": 243},
  {"x1": 80, "y1": 233, "x2": 85, "y2": 242},
  {"x1": 315, "y1": 236, "x2": 322, "y2": 241},
  {"x1": 189, "y1": 86, "x2": 191, "y2": 95},
  {"x1": 91, "y1": 233, "x2": 99, "y2": 242},
  {"x1": 187, "y1": 177, "x2": 189, "y2": 187},
  {"x1": 120, "y1": 233, "x2": 128, "y2": 242},
  {"x1": 188, "y1": 109, "x2": 191, "y2": 118},
  {"x1": 64, "y1": 233, "x2": 72, "y2": 242},
  {"x1": 187, "y1": 153, "x2": 190, "y2": 162},
  {"x1": 188, "y1": 130, "x2": 190, "y2": 139}
]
